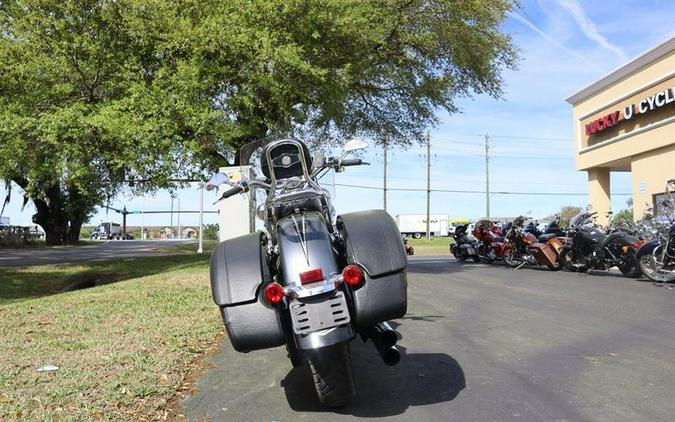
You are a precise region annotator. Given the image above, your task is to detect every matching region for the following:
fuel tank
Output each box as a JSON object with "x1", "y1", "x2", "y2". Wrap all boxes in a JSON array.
[{"x1": 580, "y1": 227, "x2": 605, "y2": 244}]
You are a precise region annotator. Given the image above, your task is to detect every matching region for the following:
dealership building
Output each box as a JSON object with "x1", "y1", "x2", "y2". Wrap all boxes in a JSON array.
[{"x1": 566, "y1": 35, "x2": 675, "y2": 223}]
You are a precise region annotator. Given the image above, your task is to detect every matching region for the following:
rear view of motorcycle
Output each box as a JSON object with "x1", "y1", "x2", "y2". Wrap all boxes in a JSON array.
[
  {"x1": 637, "y1": 179, "x2": 675, "y2": 282},
  {"x1": 209, "y1": 138, "x2": 407, "y2": 406}
]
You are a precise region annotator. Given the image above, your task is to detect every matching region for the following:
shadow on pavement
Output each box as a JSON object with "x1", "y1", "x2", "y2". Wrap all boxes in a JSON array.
[{"x1": 281, "y1": 340, "x2": 465, "y2": 417}]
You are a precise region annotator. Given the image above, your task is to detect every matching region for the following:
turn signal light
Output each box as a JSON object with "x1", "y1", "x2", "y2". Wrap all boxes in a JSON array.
[
  {"x1": 342, "y1": 265, "x2": 363, "y2": 286},
  {"x1": 263, "y1": 282, "x2": 285, "y2": 305}
]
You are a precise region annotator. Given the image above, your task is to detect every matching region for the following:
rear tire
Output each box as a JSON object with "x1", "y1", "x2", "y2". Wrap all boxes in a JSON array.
[
  {"x1": 306, "y1": 343, "x2": 355, "y2": 407},
  {"x1": 559, "y1": 249, "x2": 574, "y2": 271},
  {"x1": 412, "y1": 232, "x2": 421, "y2": 239},
  {"x1": 618, "y1": 251, "x2": 642, "y2": 278},
  {"x1": 547, "y1": 260, "x2": 563, "y2": 271}
]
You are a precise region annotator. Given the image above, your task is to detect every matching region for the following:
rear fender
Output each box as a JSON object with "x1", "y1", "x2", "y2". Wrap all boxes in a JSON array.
[
  {"x1": 276, "y1": 211, "x2": 339, "y2": 289},
  {"x1": 637, "y1": 239, "x2": 660, "y2": 258},
  {"x1": 277, "y1": 212, "x2": 353, "y2": 350}
]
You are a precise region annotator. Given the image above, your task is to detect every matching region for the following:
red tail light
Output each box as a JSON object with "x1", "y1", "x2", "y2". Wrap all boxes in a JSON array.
[
  {"x1": 633, "y1": 241, "x2": 642, "y2": 249},
  {"x1": 263, "y1": 283, "x2": 285, "y2": 305},
  {"x1": 342, "y1": 265, "x2": 363, "y2": 286},
  {"x1": 299, "y1": 268, "x2": 324, "y2": 285}
]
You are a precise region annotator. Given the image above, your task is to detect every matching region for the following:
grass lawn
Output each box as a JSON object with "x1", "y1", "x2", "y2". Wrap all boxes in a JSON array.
[
  {"x1": 408, "y1": 236, "x2": 453, "y2": 256},
  {"x1": 0, "y1": 252, "x2": 220, "y2": 421}
]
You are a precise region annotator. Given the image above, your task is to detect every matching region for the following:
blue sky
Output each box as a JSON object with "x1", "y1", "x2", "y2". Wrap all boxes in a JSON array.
[{"x1": 3, "y1": 0, "x2": 675, "y2": 228}]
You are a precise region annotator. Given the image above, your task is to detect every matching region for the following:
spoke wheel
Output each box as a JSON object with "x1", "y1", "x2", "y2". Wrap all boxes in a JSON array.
[{"x1": 639, "y1": 253, "x2": 675, "y2": 283}]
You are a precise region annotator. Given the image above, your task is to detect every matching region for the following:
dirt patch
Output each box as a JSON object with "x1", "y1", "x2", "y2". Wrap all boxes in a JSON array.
[{"x1": 58, "y1": 273, "x2": 125, "y2": 292}]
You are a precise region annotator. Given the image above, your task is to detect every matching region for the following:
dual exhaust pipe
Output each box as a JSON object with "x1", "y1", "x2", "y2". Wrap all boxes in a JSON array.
[{"x1": 363, "y1": 321, "x2": 400, "y2": 366}]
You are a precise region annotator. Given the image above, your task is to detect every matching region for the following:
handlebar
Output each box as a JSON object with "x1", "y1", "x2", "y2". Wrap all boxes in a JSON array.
[
  {"x1": 340, "y1": 158, "x2": 366, "y2": 167},
  {"x1": 217, "y1": 182, "x2": 247, "y2": 201}
]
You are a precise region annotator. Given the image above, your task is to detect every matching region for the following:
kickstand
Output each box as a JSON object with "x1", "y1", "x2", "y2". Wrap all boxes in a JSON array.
[{"x1": 514, "y1": 261, "x2": 527, "y2": 270}]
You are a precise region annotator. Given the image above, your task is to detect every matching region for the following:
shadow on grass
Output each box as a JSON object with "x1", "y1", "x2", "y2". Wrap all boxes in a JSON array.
[{"x1": 0, "y1": 253, "x2": 210, "y2": 305}]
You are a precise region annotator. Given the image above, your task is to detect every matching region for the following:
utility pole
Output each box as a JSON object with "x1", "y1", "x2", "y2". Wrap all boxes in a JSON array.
[
  {"x1": 485, "y1": 134, "x2": 491, "y2": 221},
  {"x1": 198, "y1": 183, "x2": 204, "y2": 254},
  {"x1": 383, "y1": 141, "x2": 388, "y2": 212},
  {"x1": 177, "y1": 197, "x2": 181, "y2": 240},
  {"x1": 170, "y1": 195, "x2": 174, "y2": 238},
  {"x1": 426, "y1": 131, "x2": 431, "y2": 240}
]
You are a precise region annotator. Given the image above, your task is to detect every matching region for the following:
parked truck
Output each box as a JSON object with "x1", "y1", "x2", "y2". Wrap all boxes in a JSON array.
[
  {"x1": 90, "y1": 222, "x2": 130, "y2": 240},
  {"x1": 395, "y1": 214, "x2": 449, "y2": 238}
]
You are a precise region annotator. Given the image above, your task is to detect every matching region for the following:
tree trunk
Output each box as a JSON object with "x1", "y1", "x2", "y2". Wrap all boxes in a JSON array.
[
  {"x1": 68, "y1": 219, "x2": 83, "y2": 243},
  {"x1": 32, "y1": 185, "x2": 69, "y2": 245}
]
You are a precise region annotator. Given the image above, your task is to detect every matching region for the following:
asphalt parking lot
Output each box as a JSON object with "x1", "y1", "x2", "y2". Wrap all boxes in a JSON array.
[{"x1": 181, "y1": 256, "x2": 675, "y2": 422}]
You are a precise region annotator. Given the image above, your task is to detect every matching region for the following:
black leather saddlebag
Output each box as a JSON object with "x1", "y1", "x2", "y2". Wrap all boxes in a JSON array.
[
  {"x1": 337, "y1": 210, "x2": 408, "y2": 328},
  {"x1": 210, "y1": 232, "x2": 285, "y2": 352}
]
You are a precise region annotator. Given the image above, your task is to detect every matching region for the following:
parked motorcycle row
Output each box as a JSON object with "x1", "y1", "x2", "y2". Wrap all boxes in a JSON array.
[{"x1": 451, "y1": 180, "x2": 675, "y2": 283}]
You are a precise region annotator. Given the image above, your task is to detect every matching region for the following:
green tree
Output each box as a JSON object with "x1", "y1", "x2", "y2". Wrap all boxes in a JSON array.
[
  {"x1": 558, "y1": 206, "x2": 584, "y2": 228},
  {"x1": 1, "y1": 0, "x2": 518, "y2": 244},
  {"x1": 202, "y1": 224, "x2": 219, "y2": 241},
  {"x1": 612, "y1": 208, "x2": 633, "y2": 225}
]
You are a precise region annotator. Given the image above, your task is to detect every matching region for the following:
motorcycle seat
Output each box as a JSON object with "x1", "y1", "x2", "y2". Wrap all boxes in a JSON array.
[
  {"x1": 271, "y1": 190, "x2": 326, "y2": 221},
  {"x1": 538, "y1": 233, "x2": 556, "y2": 242}
]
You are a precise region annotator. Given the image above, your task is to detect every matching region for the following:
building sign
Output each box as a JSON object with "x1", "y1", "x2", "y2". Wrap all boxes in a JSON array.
[{"x1": 585, "y1": 86, "x2": 675, "y2": 135}]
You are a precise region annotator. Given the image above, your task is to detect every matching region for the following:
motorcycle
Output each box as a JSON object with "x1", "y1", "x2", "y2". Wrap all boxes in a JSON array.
[
  {"x1": 450, "y1": 224, "x2": 480, "y2": 262},
  {"x1": 403, "y1": 236, "x2": 415, "y2": 255},
  {"x1": 209, "y1": 138, "x2": 408, "y2": 406},
  {"x1": 559, "y1": 208, "x2": 642, "y2": 277},
  {"x1": 637, "y1": 179, "x2": 675, "y2": 283},
  {"x1": 472, "y1": 219, "x2": 508, "y2": 263},
  {"x1": 504, "y1": 216, "x2": 564, "y2": 270}
]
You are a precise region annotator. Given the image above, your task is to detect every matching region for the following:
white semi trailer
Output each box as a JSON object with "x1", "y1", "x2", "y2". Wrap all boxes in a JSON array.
[{"x1": 395, "y1": 214, "x2": 449, "y2": 238}]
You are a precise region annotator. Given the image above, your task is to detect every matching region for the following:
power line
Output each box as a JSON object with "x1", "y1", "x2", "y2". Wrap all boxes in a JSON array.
[
  {"x1": 434, "y1": 134, "x2": 574, "y2": 142},
  {"x1": 333, "y1": 183, "x2": 631, "y2": 196}
]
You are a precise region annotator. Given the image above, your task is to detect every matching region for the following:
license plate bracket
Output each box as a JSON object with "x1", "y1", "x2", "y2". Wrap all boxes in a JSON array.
[{"x1": 289, "y1": 291, "x2": 351, "y2": 335}]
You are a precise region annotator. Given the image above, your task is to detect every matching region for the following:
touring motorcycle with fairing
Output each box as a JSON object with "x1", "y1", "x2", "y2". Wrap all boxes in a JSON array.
[
  {"x1": 450, "y1": 223, "x2": 480, "y2": 262},
  {"x1": 209, "y1": 138, "x2": 407, "y2": 406},
  {"x1": 472, "y1": 220, "x2": 508, "y2": 263},
  {"x1": 504, "y1": 215, "x2": 564, "y2": 270}
]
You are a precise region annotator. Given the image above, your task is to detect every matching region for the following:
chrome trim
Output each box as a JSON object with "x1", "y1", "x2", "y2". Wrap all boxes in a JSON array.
[
  {"x1": 295, "y1": 325, "x2": 354, "y2": 350},
  {"x1": 284, "y1": 276, "x2": 340, "y2": 299}
]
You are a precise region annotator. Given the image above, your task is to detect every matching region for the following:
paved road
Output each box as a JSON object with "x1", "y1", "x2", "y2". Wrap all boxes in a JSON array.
[
  {"x1": 181, "y1": 256, "x2": 675, "y2": 422},
  {"x1": 0, "y1": 240, "x2": 195, "y2": 267}
]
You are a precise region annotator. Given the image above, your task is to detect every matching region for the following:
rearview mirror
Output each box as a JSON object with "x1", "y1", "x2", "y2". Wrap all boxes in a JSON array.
[
  {"x1": 343, "y1": 139, "x2": 369, "y2": 153},
  {"x1": 205, "y1": 172, "x2": 232, "y2": 191},
  {"x1": 312, "y1": 151, "x2": 325, "y2": 169}
]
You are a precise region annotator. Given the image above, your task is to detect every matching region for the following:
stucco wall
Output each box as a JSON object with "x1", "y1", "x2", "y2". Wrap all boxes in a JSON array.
[{"x1": 631, "y1": 144, "x2": 675, "y2": 220}]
